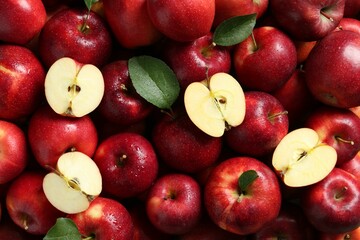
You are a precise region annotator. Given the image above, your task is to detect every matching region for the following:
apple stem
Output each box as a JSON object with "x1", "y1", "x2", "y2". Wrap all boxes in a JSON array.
[
  {"x1": 80, "y1": 10, "x2": 91, "y2": 33},
  {"x1": 117, "y1": 154, "x2": 127, "y2": 167},
  {"x1": 335, "y1": 136, "x2": 355, "y2": 145},
  {"x1": 201, "y1": 42, "x2": 217, "y2": 57},
  {"x1": 251, "y1": 32, "x2": 258, "y2": 51},
  {"x1": 268, "y1": 110, "x2": 288, "y2": 121},
  {"x1": 22, "y1": 216, "x2": 29, "y2": 231},
  {"x1": 320, "y1": 10, "x2": 334, "y2": 22},
  {"x1": 335, "y1": 186, "x2": 348, "y2": 199}
]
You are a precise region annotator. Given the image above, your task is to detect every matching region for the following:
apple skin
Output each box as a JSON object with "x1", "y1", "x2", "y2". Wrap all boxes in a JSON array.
[
  {"x1": 204, "y1": 156, "x2": 282, "y2": 235},
  {"x1": 344, "y1": 0, "x2": 360, "y2": 17},
  {"x1": 304, "y1": 30, "x2": 360, "y2": 108},
  {"x1": 0, "y1": 45, "x2": 46, "y2": 122},
  {"x1": 38, "y1": 8, "x2": 113, "y2": 68},
  {"x1": 301, "y1": 168, "x2": 360, "y2": 234},
  {"x1": 97, "y1": 60, "x2": 154, "y2": 126},
  {"x1": 294, "y1": 40, "x2": 318, "y2": 64},
  {"x1": 93, "y1": 132, "x2": 158, "y2": 199},
  {"x1": 233, "y1": 26, "x2": 297, "y2": 92},
  {"x1": 6, "y1": 171, "x2": 65, "y2": 235},
  {"x1": 0, "y1": 0, "x2": 46, "y2": 45},
  {"x1": 146, "y1": 173, "x2": 202, "y2": 235},
  {"x1": 0, "y1": 120, "x2": 28, "y2": 184},
  {"x1": 225, "y1": 91, "x2": 289, "y2": 157},
  {"x1": 27, "y1": 105, "x2": 98, "y2": 169},
  {"x1": 146, "y1": 0, "x2": 215, "y2": 42},
  {"x1": 103, "y1": 0, "x2": 163, "y2": 49},
  {"x1": 151, "y1": 110, "x2": 222, "y2": 173},
  {"x1": 336, "y1": 18, "x2": 360, "y2": 34},
  {"x1": 339, "y1": 152, "x2": 360, "y2": 180},
  {"x1": 270, "y1": 0, "x2": 345, "y2": 41},
  {"x1": 305, "y1": 106, "x2": 360, "y2": 166},
  {"x1": 212, "y1": 0, "x2": 269, "y2": 28},
  {"x1": 318, "y1": 226, "x2": 360, "y2": 240},
  {"x1": 68, "y1": 197, "x2": 135, "y2": 240},
  {"x1": 162, "y1": 32, "x2": 231, "y2": 91}
]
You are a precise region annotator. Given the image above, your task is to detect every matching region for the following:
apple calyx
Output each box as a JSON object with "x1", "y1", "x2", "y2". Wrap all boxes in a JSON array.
[
  {"x1": 238, "y1": 170, "x2": 258, "y2": 197},
  {"x1": 184, "y1": 72, "x2": 246, "y2": 137},
  {"x1": 43, "y1": 151, "x2": 102, "y2": 214},
  {"x1": 272, "y1": 128, "x2": 337, "y2": 187}
]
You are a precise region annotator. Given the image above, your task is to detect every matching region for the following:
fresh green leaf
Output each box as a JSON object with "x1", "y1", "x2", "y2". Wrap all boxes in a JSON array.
[
  {"x1": 128, "y1": 55, "x2": 180, "y2": 110},
  {"x1": 43, "y1": 218, "x2": 82, "y2": 240},
  {"x1": 238, "y1": 170, "x2": 259, "y2": 194},
  {"x1": 213, "y1": 13, "x2": 257, "y2": 47},
  {"x1": 84, "y1": 0, "x2": 98, "y2": 11}
]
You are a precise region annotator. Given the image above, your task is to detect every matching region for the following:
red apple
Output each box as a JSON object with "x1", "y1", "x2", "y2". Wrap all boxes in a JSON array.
[
  {"x1": 305, "y1": 106, "x2": 360, "y2": 166},
  {"x1": 146, "y1": 0, "x2": 215, "y2": 42},
  {"x1": 301, "y1": 168, "x2": 360, "y2": 234},
  {"x1": 336, "y1": 18, "x2": 360, "y2": 34},
  {"x1": 339, "y1": 152, "x2": 360, "y2": 180},
  {"x1": 146, "y1": 173, "x2": 202, "y2": 235},
  {"x1": 27, "y1": 105, "x2": 98, "y2": 169},
  {"x1": 294, "y1": 40, "x2": 318, "y2": 64},
  {"x1": 204, "y1": 156, "x2": 282, "y2": 235},
  {"x1": 162, "y1": 32, "x2": 231, "y2": 91},
  {"x1": 68, "y1": 197, "x2": 135, "y2": 240},
  {"x1": 304, "y1": 30, "x2": 360, "y2": 108},
  {"x1": 270, "y1": 0, "x2": 345, "y2": 41},
  {"x1": 344, "y1": 0, "x2": 360, "y2": 17},
  {"x1": 225, "y1": 91, "x2": 289, "y2": 157},
  {"x1": 233, "y1": 26, "x2": 297, "y2": 92},
  {"x1": 38, "y1": 8, "x2": 113, "y2": 68},
  {"x1": 103, "y1": 0, "x2": 163, "y2": 49},
  {"x1": 93, "y1": 132, "x2": 158, "y2": 199},
  {"x1": 0, "y1": 0, "x2": 46, "y2": 45},
  {"x1": 97, "y1": 60, "x2": 154, "y2": 126},
  {"x1": 319, "y1": 227, "x2": 360, "y2": 240},
  {"x1": 0, "y1": 45, "x2": 45, "y2": 122},
  {"x1": 0, "y1": 120, "x2": 28, "y2": 184},
  {"x1": 6, "y1": 171, "x2": 65, "y2": 235}
]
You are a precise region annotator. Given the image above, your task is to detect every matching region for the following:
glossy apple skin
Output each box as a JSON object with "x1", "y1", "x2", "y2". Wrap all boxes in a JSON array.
[
  {"x1": 225, "y1": 91, "x2": 289, "y2": 157},
  {"x1": 339, "y1": 152, "x2": 360, "y2": 180},
  {"x1": 204, "y1": 157, "x2": 282, "y2": 235},
  {"x1": 318, "y1": 226, "x2": 360, "y2": 239},
  {"x1": 152, "y1": 110, "x2": 222, "y2": 173},
  {"x1": 0, "y1": 120, "x2": 28, "y2": 184},
  {"x1": 97, "y1": 60, "x2": 154, "y2": 126},
  {"x1": 301, "y1": 168, "x2": 360, "y2": 234},
  {"x1": 146, "y1": 0, "x2": 215, "y2": 42},
  {"x1": 162, "y1": 33, "x2": 231, "y2": 91},
  {"x1": 68, "y1": 197, "x2": 135, "y2": 240},
  {"x1": 270, "y1": 0, "x2": 345, "y2": 41},
  {"x1": 233, "y1": 26, "x2": 297, "y2": 92},
  {"x1": 0, "y1": 0, "x2": 46, "y2": 44},
  {"x1": 6, "y1": 171, "x2": 65, "y2": 235},
  {"x1": 336, "y1": 18, "x2": 360, "y2": 34},
  {"x1": 27, "y1": 105, "x2": 98, "y2": 169},
  {"x1": 305, "y1": 106, "x2": 360, "y2": 166},
  {"x1": 146, "y1": 173, "x2": 202, "y2": 235},
  {"x1": 93, "y1": 132, "x2": 158, "y2": 199},
  {"x1": 304, "y1": 30, "x2": 360, "y2": 108},
  {"x1": 38, "y1": 8, "x2": 113, "y2": 68},
  {"x1": 0, "y1": 45, "x2": 45, "y2": 122},
  {"x1": 103, "y1": 0, "x2": 162, "y2": 48}
]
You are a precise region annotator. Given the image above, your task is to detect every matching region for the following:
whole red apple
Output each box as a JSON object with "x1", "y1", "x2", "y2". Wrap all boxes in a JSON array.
[
  {"x1": 304, "y1": 30, "x2": 360, "y2": 108},
  {"x1": 6, "y1": 171, "x2": 65, "y2": 235},
  {"x1": 225, "y1": 91, "x2": 289, "y2": 157},
  {"x1": 93, "y1": 132, "x2": 158, "y2": 199},
  {"x1": 146, "y1": 0, "x2": 215, "y2": 42},
  {"x1": 146, "y1": 173, "x2": 202, "y2": 235},
  {"x1": 233, "y1": 26, "x2": 297, "y2": 92},
  {"x1": 339, "y1": 152, "x2": 360, "y2": 180},
  {"x1": 103, "y1": 0, "x2": 163, "y2": 48},
  {"x1": 204, "y1": 156, "x2": 282, "y2": 235},
  {"x1": 0, "y1": 0, "x2": 46, "y2": 45},
  {"x1": 38, "y1": 8, "x2": 113, "y2": 68},
  {"x1": 301, "y1": 168, "x2": 360, "y2": 234},
  {"x1": 0, "y1": 45, "x2": 45, "y2": 122},
  {"x1": 0, "y1": 120, "x2": 28, "y2": 184},
  {"x1": 27, "y1": 105, "x2": 98, "y2": 169},
  {"x1": 68, "y1": 197, "x2": 135, "y2": 240}
]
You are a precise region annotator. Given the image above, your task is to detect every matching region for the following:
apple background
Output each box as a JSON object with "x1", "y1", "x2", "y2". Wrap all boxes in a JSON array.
[{"x1": 0, "y1": 0, "x2": 359, "y2": 239}]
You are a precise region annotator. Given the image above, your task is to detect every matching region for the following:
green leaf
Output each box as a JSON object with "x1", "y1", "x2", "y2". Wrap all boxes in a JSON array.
[
  {"x1": 128, "y1": 55, "x2": 180, "y2": 110},
  {"x1": 84, "y1": 0, "x2": 98, "y2": 11},
  {"x1": 43, "y1": 218, "x2": 82, "y2": 240},
  {"x1": 213, "y1": 13, "x2": 257, "y2": 47},
  {"x1": 238, "y1": 170, "x2": 259, "y2": 194}
]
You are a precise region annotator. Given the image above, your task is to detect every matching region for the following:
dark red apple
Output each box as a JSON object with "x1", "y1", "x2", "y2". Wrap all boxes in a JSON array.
[{"x1": 339, "y1": 152, "x2": 360, "y2": 180}]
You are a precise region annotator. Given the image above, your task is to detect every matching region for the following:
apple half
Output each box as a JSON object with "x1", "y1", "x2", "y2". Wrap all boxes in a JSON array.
[
  {"x1": 184, "y1": 72, "x2": 246, "y2": 137},
  {"x1": 272, "y1": 128, "x2": 337, "y2": 187},
  {"x1": 43, "y1": 151, "x2": 102, "y2": 214},
  {"x1": 44, "y1": 57, "x2": 105, "y2": 117}
]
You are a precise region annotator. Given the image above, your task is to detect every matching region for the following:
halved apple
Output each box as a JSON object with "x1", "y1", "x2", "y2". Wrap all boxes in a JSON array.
[
  {"x1": 44, "y1": 57, "x2": 105, "y2": 117},
  {"x1": 184, "y1": 72, "x2": 246, "y2": 137},
  {"x1": 272, "y1": 128, "x2": 337, "y2": 187},
  {"x1": 43, "y1": 151, "x2": 102, "y2": 214}
]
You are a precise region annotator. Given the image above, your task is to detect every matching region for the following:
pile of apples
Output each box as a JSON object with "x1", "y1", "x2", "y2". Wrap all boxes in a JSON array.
[{"x1": 1, "y1": 0, "x2": 360, "y2": 239}]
